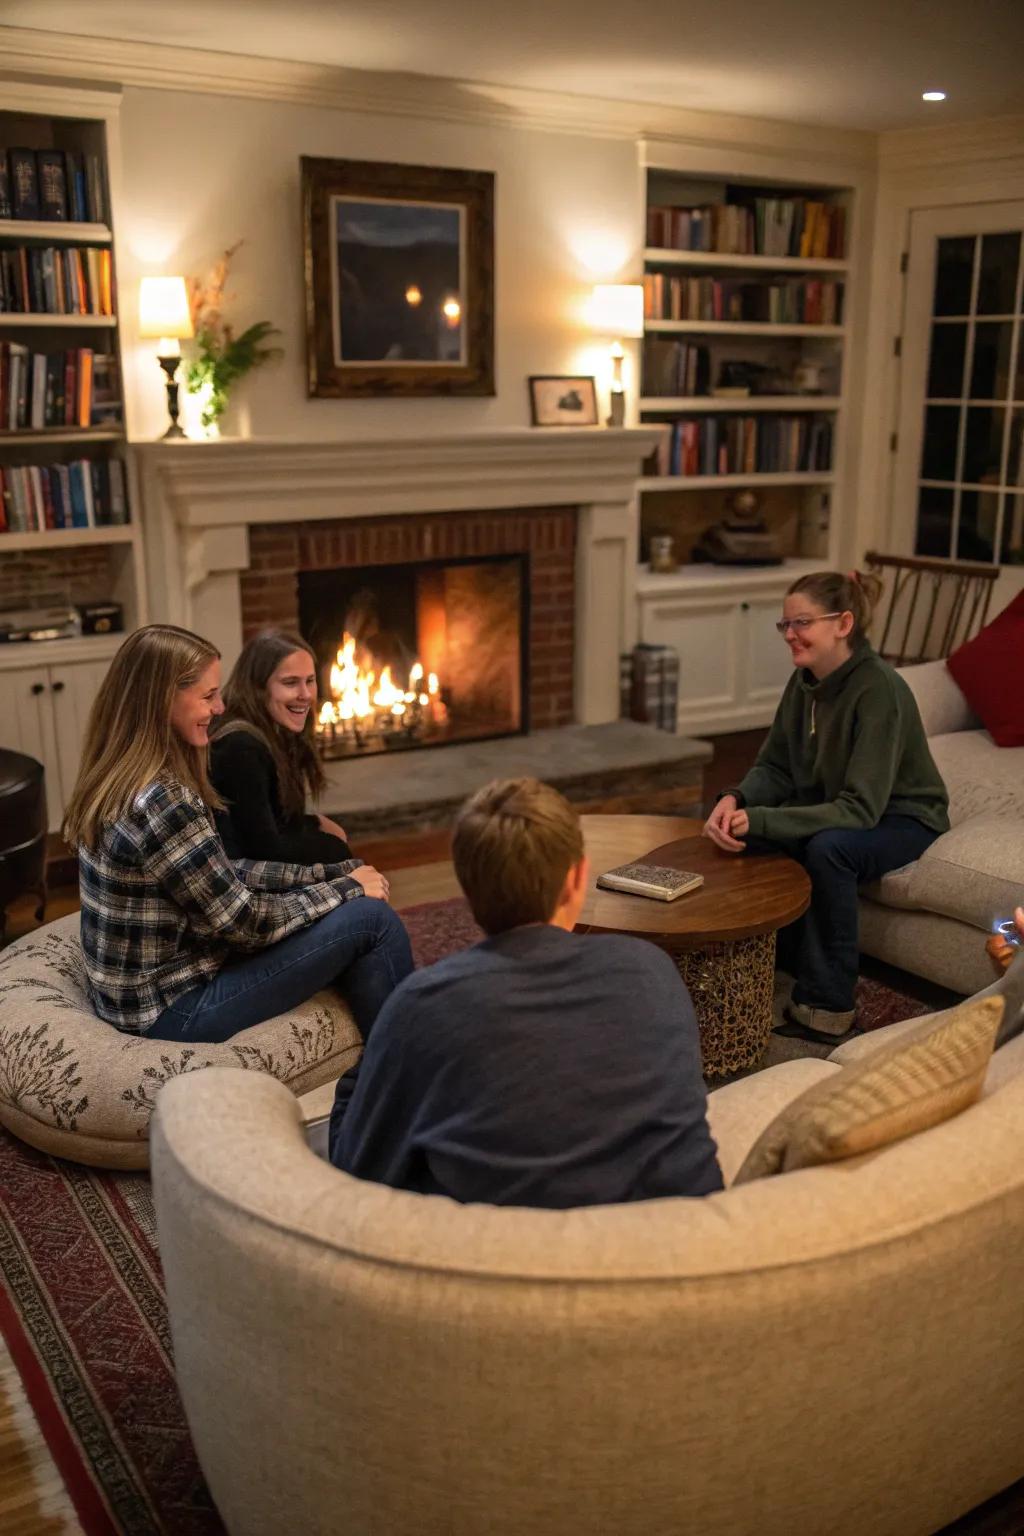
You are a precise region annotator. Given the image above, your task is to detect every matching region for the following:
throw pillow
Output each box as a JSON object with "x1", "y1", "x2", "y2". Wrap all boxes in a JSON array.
[
  {"x1": 946, "y1": 589, "x2": 1024, "y2": 747},
  {"x1": 734, "y1": 994, "x2": 1003, "y2": 1183}
]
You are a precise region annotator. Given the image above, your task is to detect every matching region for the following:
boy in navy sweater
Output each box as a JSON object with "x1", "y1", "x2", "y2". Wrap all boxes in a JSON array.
[{"x1": 329, "y1": 777, "x2": 722, "y2": 1208}]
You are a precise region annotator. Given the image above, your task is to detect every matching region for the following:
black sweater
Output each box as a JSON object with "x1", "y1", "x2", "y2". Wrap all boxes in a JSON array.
[{"x1": 209, "y1": 728, "x2": 351, "y2": 865}]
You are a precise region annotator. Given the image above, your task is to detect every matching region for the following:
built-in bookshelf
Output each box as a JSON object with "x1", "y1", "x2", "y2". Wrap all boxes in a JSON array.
[
  {"x1": 0, "y1": 82, "x2": 143, "y2": 643},
  {"x1": 638, "y1": 156, "x2": 854, "y2": 571}
]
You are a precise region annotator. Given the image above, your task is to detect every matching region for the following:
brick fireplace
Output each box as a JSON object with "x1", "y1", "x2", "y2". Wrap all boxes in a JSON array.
[
  {"x1": 135, "y1": 429, "x2": 661, "y2": 728},
  {"x1": 240, "y1": 506, "x2": 575, "y2": 736}
]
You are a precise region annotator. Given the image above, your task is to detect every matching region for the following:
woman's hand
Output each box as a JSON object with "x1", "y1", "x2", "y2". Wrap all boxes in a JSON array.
[
  {"x1": 985, "y1": 904, "x2": 1024, "y2": 975},
  {"x1": 729, "y1": 810, "x2": 750, "y2": 839},
  {"x1": 318, "y1": 812, "x2": 348, "y2": 841},
  {"x1": 703, "y1": 794, "x2": 746, "y2": 854},
  {"x1": 350, "y1": 865, "x2": 391, "y2": 902}
]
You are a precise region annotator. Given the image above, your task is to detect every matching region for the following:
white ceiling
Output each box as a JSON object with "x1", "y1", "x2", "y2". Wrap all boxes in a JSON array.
[{"x1": 2, "y1": 0, "x2": 1023, "y2": 132}]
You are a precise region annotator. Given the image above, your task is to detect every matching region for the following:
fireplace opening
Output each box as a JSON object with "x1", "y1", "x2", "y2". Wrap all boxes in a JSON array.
[{"x1": 298, "y1": 554, "x2": 529, "y2": 758}]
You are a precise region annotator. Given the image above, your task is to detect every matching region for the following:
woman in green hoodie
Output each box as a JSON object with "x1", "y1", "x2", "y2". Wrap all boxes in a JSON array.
[{"x1": 703, "y1": 569, "x2": 950, "y2": 1041}]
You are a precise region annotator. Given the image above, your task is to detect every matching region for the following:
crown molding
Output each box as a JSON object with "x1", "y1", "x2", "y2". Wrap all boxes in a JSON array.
[
  {"x1": 0, "y1": 23, "x2": 873, "y2": 159},
  {"x1": 879, "y1": 113, "x2": 1024, "y2": 173}
]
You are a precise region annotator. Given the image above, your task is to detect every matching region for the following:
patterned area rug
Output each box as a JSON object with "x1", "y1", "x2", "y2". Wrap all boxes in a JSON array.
[{"x1": 0, "y1": 897, "x2": 936, "y2": 1535}]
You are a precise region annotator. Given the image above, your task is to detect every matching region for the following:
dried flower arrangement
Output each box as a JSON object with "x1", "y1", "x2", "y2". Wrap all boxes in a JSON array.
[{"x1": 184, "y1": 241, "x2": 283, "y2": 434}]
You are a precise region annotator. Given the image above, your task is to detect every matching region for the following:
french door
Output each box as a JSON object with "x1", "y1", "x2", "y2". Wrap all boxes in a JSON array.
[{"x1": 893, "y1": 201, "x2": 1024, "y2": 565}]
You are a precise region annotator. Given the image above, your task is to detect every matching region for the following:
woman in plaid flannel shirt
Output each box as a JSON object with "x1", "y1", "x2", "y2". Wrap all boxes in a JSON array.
[{"x1": 63, "y1": 625, "x2": 413, "y2": 1043}]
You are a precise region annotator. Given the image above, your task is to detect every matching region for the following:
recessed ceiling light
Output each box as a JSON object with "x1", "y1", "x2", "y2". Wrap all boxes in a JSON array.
[{"x1": 922, "y1": 91, "x2": 947, "y2": 102}]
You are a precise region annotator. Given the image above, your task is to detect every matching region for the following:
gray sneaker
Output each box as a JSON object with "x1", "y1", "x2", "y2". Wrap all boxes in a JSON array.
[{"x1": 780, "y1": 1001, "x2": 858, "y2": 1043}]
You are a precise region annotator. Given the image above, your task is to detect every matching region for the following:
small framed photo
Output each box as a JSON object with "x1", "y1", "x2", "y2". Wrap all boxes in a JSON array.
[{"x1": 528, "y1": 375, "x2": 599, "y2": 428}]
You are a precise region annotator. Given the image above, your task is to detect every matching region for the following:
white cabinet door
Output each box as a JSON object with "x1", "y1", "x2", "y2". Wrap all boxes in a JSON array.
[
  {"x1": 50, "y1": 660, "x2": 108, "y2": 819},
  {"x1": 742, "y1": 595, "x2": 793, "y2": 712},
  {"x1": 640, "y1": 595, "x2": 740, "y2": 728},
  {"x1": 0, "y1": 664, "x2": 62, "y2": 830}
]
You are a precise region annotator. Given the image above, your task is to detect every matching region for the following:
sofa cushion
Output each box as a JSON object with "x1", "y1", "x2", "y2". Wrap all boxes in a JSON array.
[
  {"x1": 947, "y1": 589, "x2": 1024, "y2": 747},
  {"x1": 899, "y1": 815, "x2": 1024, "y2": 933},
  {"x1": 898, "y1": 659, "x2": 980, "y2": 738},
  {"x1": 928, "y1": 731, "x2": 1024, "y2": 825},
  {"x1": 734, "y1": 994, "x2": 1002, "y2": 1182},
  {"x1": 705, "y1": 1058, "x2": 840, "y2": 1186}
]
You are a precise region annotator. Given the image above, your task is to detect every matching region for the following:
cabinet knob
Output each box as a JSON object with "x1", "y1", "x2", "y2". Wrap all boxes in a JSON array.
[
  {"x1": 741, "y1": 601, "x2": 750, "y2": 612},
  {"x1": 31, "y1": 682, "x2": 45, "y2": 695},
  {"x1": 51, "y1": 680, "x2": 66, "y2": 694}
]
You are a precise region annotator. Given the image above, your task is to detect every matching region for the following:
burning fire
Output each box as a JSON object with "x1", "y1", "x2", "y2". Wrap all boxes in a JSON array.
[{"x1": 317, "y1": 632, "x2": 446, "y2": 747}]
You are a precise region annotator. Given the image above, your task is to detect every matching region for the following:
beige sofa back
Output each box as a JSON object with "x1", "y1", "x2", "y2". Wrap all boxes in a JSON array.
[{"x1": 152, "y1": 1068, "x2": 1024, "y2": 1536}]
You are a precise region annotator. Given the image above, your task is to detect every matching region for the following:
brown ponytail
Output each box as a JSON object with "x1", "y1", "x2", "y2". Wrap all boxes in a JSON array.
[{"x1": 786, "y1": 569, "x2": 883, "y2": 641}]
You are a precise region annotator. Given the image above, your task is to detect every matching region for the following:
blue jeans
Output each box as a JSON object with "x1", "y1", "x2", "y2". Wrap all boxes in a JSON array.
[
  {"x1": 748, "y1": 815, "x2": 941, "y2": 1014},
  {"x1": 148, "y1": 899, "x2": 414, "y2": 1044}
]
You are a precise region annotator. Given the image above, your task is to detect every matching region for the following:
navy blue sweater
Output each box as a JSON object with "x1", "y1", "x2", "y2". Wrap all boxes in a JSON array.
[{"x1": 330, "y1": 925, "x2": 723, "y2": 1208}]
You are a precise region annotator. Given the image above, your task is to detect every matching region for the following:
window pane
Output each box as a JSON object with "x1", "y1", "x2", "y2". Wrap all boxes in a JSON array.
[
  {"x1": 916, "y1": 486, "x2": 954, "y2": 557},
  {"x1": 927, "y1": 322, "x2": 967, "y2": 398},
  {"x1": 970, "y1": 321, "x2": 1014, "y2": 400},
  {"x1": 1007, "y1": 410, "x2": 1024, "y2": 485},
  {"x1": 962, "y1": 406, "x2": 1005, "y2": 484},
  {"x1": 1001, "y1": 494, "x2": 1024, "y2": 564},
  {"x1": 933, "y1": 236, "x2": 975, "y2": 316},
  {"x1": 977, "y1": 232, "x2": 1021, "y2": 315},
  {"x1": 956, "y1": 489, "x2": 998, "y2": 561},
  {"x1": 920, "y1": 405, "x2": 960, "y2": 481}
]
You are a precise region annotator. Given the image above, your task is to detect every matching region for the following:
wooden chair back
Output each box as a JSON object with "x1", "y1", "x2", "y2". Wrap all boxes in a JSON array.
[{"x1": 863, "y1": 551, "x2": 999, "y2": 665}]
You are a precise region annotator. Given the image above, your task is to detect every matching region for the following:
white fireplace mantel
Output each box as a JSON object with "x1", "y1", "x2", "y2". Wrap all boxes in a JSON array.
[{"x1": 134, "y1": 428, "x2": 662, "y2": 726}]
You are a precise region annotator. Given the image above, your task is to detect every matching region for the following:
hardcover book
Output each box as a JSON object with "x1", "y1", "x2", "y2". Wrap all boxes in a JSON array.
[
  {"x1": 596, "y1": 862, "x2": 704, "y2": 902},
  {"x1": 36, "y1": 151, "x2": 68, "y2": 221},
  {"x1": 8, "y1": 149, "x2": 40, "y2": 220}
]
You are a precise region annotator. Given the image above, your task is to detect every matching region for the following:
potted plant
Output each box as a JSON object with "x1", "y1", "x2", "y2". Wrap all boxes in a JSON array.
[{"x1": 185, "y1": 242, "x2": 282, "y2": 437}]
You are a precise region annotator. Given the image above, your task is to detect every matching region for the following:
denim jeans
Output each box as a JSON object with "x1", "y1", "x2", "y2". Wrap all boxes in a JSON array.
[
  {"x1": 148, "y1": 898, "x2": 414, "y2": 1044},
  {"x1": 748, "y1": 815, "x2": 941, "y2": 1014}
]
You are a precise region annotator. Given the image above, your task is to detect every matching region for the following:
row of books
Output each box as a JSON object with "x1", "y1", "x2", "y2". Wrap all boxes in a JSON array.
[
  {"x1": 646, "y1": 199, "x2": 846, "y2": 261},
  {"x1": 642, "y1": 340, "x2": 712, "y2": 398},
  {"x1": 1, "y1": 344, "x2": 121, "y2": 431},
  {"x1": 0, "y1": 147, "x2": 107, "y2": 224},
  {"x1": 0, "y1": 457, "x2": 129, "y2": 533},
  {"x1": 644, "y1": 273, "x2": 843, "y2": 326},
  {"x1": 657, "y1": 416, "x2": 834, "y2": 478},
  {"x1": 0, "y1": 244, "x2": 113, "y2": 316}
]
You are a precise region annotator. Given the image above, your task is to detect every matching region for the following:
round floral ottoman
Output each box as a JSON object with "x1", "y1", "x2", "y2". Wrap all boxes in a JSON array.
[{"x1": 0, "y1": 914, "x2": 362, "y2": 1169}]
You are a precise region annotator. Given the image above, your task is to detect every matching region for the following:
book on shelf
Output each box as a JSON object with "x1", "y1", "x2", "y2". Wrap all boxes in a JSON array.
[
  {"x1": 660, "y1": 414, "x2": 833, "y2": 478},
  {"x1": 642, "y1": 337, "x2": 711, "y2": 398},
  {"x1": 0, "y1": 244, "x2": 113, "y2": 315},
  {"x1": 644, "y1": 272, "x2": 843, "y2": 326},
  {"x1": 597, "y1": 861, "x2": 704, "y2": 902},
  {"x1": 0, "y1": 148, "x2": 106, "y2": 224},
  {"x1": 0, "y1": 456, "x2": 129, "y2": 533},
  {"x1": 0, "y1": 343, "x2": 120, "y2": 430},
  {"x1": 7, "y1": 149, "x2": 39, "y2": 221},
  {"x1": 647, "y1": 197, "x2": 845, "y2": 261}
]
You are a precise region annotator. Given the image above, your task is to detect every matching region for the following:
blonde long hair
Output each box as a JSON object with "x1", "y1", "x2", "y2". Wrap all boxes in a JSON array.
[{"x1": 63, "y1": 624, "x2": 224, "y2": 849}]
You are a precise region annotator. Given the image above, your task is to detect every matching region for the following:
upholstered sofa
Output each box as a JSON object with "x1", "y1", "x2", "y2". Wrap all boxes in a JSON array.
[
  {"x1": 0, "y1": 913, "x2": 361, "y2": 1168},
  {"x1": 859, "y1": 659, "x2": 1024, "y2": 995},
  {"x1": 151, "y1": 1027, "x2": 1024, "y2": 1536}
]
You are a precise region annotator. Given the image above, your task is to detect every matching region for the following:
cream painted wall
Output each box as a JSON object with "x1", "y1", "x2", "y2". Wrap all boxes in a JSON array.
[{"x1": 117, "y1": 87, "x2": 643, "y2": 441}]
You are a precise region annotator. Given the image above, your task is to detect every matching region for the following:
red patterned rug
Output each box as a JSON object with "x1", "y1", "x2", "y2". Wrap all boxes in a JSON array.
[{"x1": 0, "y1": 897, "x2": 935, "y2": 1535}]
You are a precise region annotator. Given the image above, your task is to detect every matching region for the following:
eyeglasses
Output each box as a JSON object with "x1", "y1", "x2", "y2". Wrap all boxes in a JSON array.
[{"x1": 775, "y1": 613, "x2": 844, "y2": 635}]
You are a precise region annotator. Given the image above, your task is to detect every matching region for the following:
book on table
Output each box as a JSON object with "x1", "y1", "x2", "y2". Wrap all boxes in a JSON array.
[{"x1": 597, "y1": 861, "x2": 704, "y2": 902}]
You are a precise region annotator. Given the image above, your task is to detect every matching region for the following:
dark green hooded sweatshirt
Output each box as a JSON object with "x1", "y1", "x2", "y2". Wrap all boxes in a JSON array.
[{"x1": 734, "y1": 639, "x2": 950, "y2": 843}]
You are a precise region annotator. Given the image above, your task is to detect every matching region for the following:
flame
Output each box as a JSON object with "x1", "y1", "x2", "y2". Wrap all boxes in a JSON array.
[{"x1": 317, "y1": 632, "x2": 445, "y2": 739}]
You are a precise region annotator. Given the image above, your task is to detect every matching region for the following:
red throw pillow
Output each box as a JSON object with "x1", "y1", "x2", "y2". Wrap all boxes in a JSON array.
[{"x1": 946, "y1": 589, "x2": 1024, "y2": 747}]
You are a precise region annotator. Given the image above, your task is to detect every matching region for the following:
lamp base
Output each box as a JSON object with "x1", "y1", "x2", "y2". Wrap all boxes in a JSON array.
[
  {"x1": 157, "y1": 353, "x2": 185, "y2": 439},
  {"x1": 606, "y1": 390, "x2": 626, "y2": 429}
]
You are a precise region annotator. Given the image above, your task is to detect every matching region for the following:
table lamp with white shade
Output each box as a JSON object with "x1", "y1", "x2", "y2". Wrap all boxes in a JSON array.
[
  {"x1": 589, "y1": 283, "x2": 644, "y2": 427},
  {"x1": 138, "y1": 276, "x2": 194, "y2": 438}
]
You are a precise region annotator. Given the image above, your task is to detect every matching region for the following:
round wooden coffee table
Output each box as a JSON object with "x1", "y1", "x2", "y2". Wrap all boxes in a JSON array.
[{"x1": 575, "y1": 814, "x2": 811, "y2": 1075}]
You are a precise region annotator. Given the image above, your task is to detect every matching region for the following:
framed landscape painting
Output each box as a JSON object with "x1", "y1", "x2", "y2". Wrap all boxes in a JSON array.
[{"x1": 302, "y1": 156, "x2": 495, "y2": 397}]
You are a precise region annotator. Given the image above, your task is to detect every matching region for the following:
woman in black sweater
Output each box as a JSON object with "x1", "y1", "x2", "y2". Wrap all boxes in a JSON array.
[{"x1": 210, "y1": 631, "x2": 351, "y2": 865}]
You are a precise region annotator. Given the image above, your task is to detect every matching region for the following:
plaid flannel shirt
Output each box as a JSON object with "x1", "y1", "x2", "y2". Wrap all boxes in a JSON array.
[{"x1": 79, "y1": 779, "x2": 364, "y2": 1033}]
